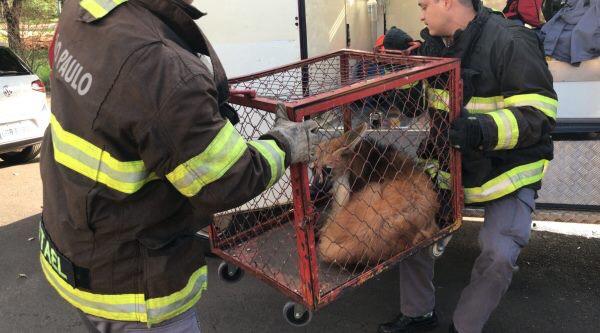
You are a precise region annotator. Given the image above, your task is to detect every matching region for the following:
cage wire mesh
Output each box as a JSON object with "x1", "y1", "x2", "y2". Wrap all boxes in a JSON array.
[{"x1": 211, "y1": 50, "x2": 462, "y2": 308}]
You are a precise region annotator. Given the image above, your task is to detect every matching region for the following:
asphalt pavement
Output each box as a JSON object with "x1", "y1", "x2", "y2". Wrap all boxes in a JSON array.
[{"x1": 1, "y1": 214, "x2": 598, "y2": 333}]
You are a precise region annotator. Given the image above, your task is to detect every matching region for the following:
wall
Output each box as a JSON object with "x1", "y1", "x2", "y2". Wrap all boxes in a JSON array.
[
  {"x1": 306, "y1": 0, "x2": 347, "y2": 57},
  {"x1": 193, "y1": 0, "x2": 301, "y2": 78}
]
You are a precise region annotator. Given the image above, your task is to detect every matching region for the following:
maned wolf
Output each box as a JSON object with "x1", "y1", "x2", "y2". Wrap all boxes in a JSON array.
[{"x1": 312, "y1": 123, "x2": 440, "y2": 266}]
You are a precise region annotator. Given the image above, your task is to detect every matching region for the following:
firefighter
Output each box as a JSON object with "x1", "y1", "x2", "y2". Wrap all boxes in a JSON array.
[
  {"x1": 377, "y1": 0, "x2": 557, "y2": 332},
  {"x1": 40, "y1": 0, "x2": 316, "y2": 332}
]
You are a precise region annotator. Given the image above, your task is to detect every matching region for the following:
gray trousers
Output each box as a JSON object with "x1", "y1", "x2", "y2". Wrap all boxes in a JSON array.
[
  {"x1": 78, "y1": 308, "x2": 201, "y2": 333},
  {"x1": 399, "y1": 188, "x2": 535, "y2": 333}
]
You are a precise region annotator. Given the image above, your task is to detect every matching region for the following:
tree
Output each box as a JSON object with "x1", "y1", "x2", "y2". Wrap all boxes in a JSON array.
[
  {"x1": 1, "y1": 0, "x2": 23, "y2": 52},
  {"x1": 1, "y1": 0, "x2": 58, "y2": 86}
]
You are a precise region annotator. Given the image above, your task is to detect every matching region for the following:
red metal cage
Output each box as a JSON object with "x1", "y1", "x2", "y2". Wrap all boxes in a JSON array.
[{"x1": 210, "y1": 49, "x2": 463, "y2": 326}]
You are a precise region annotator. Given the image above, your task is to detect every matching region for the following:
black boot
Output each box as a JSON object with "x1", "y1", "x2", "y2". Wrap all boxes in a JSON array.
[{"x1": 377, "y1": 311, "x2": 438, "y2": 333}]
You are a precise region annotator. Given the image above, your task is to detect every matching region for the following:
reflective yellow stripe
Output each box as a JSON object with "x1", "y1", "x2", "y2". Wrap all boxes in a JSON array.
[
  {"x1": 80, "y1": 0, "x2": 127, "y2": 19},
  {"x1": 425, "y1": 89, "x2": 557, "y2": 119},
  {"x1": 41, "y1": 254, "x2": 207, "y2": 324},
  {"x1": 487, "y1": 109, "x2": 519, "y2": 150},
  {"x1": 399, "y1": 81, "x2": 419, "y2": 90},
  {"x1": 467, "y1": 96, "x2": 505, "y2": 114},
  {"x1": 146, "y1": 266, "x2": 208, "y2": 324},
  {"x1": 50, "y1": 114, "x2": 157, "y2": 194},
  {"x1": 426, "y1": 87, "x2": 450, "y2": 112},
  {"x1": 504, "y1": 94, "x2": 558, "y2": 119},
  {"x1": 417, "y1": 158, "x2": 451, "y2": 190},
  {"x1": 437, "y1": 170, "x2": 451, "y2": 190},
  {"x1": 167, "y1": 121, "x2": 247, "y2": 197},
  {"x1": 41, "y1": 254, "x2": 147, "y2": 322},
  {"x1": 248, "y1": 140, "x2": 286, "y2": 188},
  {"x1": 464, "y1": 160, "x2": 549, "y2": 203}
]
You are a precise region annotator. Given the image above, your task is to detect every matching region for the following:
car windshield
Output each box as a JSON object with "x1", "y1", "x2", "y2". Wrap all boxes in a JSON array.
[{"x1": 0, "y1": 47, "x2": 30, "y2": 76}]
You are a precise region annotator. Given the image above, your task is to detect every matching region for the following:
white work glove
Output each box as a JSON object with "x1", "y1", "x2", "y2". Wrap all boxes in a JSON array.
[{"x1": 261, "y1": 103, "x2": 318, "y2": 165}]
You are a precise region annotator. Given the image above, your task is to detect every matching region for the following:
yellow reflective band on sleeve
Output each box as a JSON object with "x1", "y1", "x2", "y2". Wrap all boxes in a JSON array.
[
  {"x1": 504, "y1": 94, "x2": 558, "y2": 119},
  {"x1": 399, "y1": 81, "x2": 419, "y2": 90},
  {"x1": 41, "y1": 254, "x2": 208, "y2": 325},
  {"x1": 425, "y1": 87, "x2": 450, "y2": 112},
  {"x1": 466, "y1": 96, "x2": 505, "y2": 114},
  {"x1": 486, "y1": 109, "x2": 519, "y2": 150},
  {"x1": 437, "y1": 170, "x2": 451, "y2": 190},
  {"x1": 464, "y1": 160, "x2": 549, "y2": 203},
  {"x1": 417, "y1": 158, "x2": 451, "y2": 190},
  {"x1": 248, "y1": 140, "x2": 286, "y2": 188},
  {"x1": 166, "y1": 121, "x2": 247, "y2": 198},
  {"x1": 80, "y1": 0, "x2": 127, "y2": 19},
  {"x1": 50, "y1": 114, "x2": 158, "y2": 194}
]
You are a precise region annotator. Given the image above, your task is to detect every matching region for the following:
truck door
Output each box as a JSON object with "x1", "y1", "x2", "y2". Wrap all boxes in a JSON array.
[{"x1": 197, "y1": 0, "x2": 302, "y2": 77}]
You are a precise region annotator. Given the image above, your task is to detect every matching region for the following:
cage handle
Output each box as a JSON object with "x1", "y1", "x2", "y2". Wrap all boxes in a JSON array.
[{"x1": 230, "y1": 89, "x2": 257, "y2": 99}]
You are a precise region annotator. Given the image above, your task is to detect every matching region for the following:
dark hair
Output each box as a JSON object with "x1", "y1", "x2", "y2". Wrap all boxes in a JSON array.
[{"x1": 435, "y1": 0, "x2": 477, "y2": 8}]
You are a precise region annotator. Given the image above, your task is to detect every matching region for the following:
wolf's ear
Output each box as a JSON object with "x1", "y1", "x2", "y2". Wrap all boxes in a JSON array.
[{"x1": 343, "y1": 122, "x2": 368, "y2": 150}]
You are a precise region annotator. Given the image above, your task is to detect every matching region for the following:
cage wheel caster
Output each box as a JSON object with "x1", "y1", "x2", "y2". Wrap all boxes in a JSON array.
[
  {"x1": 429, "y1": 235, "x2": 453, "y2": 259},
  {"x1": 283, "y1": 302, "x2": 313, "y2": 327},
  {"x1": 217, "y1": 261, "x2": 244, "y2": 283}
]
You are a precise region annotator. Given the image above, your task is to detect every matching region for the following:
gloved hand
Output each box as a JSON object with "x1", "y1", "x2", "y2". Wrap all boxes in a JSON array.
[
  {"x1": 261, "y1": 103, "x2": 318, "y2": 165},
  {"x1": 383, "y1": 26, "x2": 414, "y2": 51},
  {"x1": 449, "y1": 116, "x2": 483, "y2": 151}
]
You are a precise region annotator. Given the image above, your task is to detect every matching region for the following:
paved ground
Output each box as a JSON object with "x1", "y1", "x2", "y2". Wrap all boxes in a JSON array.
[
  {"x1": 0, "y1": 158, "x2": 42, "y2": 227},
  {"x1": 2, "y1": 217, "x2": 599, "y2": 332},
  {"x1": 1, "y1": 161, "x2": 599, "y2": 333}
]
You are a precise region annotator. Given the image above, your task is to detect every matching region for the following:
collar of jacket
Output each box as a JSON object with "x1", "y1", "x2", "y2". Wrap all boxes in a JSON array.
[
  {"x1": 78, "y1": 0, "x2": 210, "y2": 55},
  {"x1": 420, "y1": 3, "x2": 491, "y2": 60}
]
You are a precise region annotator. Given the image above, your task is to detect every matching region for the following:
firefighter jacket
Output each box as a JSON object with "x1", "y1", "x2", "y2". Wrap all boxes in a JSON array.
[
  {"x1": 39, "y1": 0, "x2": 286, "y2": 325},
  {"x1": 398, "y1": 4, "x2": 557, "y2": 204}
]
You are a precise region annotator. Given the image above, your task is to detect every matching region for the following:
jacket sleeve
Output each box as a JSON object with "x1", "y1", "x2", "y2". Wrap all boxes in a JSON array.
[
  {"x1": 132, "y1": 45, "x2": 286, "y2": 215},
  {"x1": 478, "y1": 31, "x2": 558, "y2": 151}
]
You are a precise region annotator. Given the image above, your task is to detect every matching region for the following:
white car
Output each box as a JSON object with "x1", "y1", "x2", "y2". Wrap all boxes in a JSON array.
[{"x1": 0, "y1": 44, "x2": 49, "y2": 164}]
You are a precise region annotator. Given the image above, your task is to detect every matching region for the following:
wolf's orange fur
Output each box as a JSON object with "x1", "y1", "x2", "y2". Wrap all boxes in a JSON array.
[{"x1": 313, "y1": 123, "x2": 440, "y2": 266}]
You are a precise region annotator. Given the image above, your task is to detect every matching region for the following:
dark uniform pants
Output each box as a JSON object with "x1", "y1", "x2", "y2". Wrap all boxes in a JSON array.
[
  {"x1": 399, "y1": 188, "x2": 535, "y2": 333},
  {"x1": 78, "y1": 308, "x2": 201, "y2": 333}
]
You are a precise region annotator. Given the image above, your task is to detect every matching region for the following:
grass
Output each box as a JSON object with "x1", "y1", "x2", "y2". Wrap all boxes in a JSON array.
[{"x1": 35, "y1": 62, "x2": 51, "y2": 88}]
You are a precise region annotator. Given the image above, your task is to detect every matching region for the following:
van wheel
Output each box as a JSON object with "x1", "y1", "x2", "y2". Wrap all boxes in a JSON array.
[{"x1": 0, "y1": 143, "x2": 41, "y2": 164}]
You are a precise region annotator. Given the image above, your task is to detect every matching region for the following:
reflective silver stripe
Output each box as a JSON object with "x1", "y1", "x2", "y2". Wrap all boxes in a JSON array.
[
  {"x1": 167, "y1": 123, "x2": 247, "y2": 196},
  {"x1": 504, "y1": 94, "x2": 558, "y2": 119},
  {"x1": 52, "y1": 130, "x2": 150, "y2": 184},
  {"x1": 248, "y1": 140, "x2": 285, "y2": 187},
  {"x1": 146, "y1": 273, "x2": 207, "y2": 322},
  {"x1": 465, "y1": 161, "x2": 548, "y2": 203},
  {"x1": 487, "y1": 109, "x2": 519, "y2": 150},
  {"x1": 41, "y1": 255, "x2": 145, "y2": 316},
  {"x1": 50, "y1": 114, "x2": 155, "y2": 194},
  {"x1": 80, "y1": 0, "x2": 127, "y2": 18}
]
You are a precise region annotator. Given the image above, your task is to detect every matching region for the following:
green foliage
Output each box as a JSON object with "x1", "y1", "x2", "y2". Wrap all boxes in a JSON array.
[
  {"x1": 21, "y1": 0, "x2": 59, "y2": 23},
  {"x1": 1, "y1": 1, "x2": 57, "y2": 87},
  {"x1": 35, "y1": 60, "x2": 51, "y2": 87}
]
